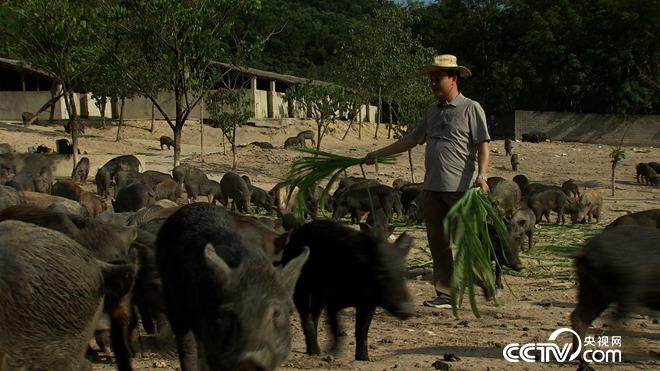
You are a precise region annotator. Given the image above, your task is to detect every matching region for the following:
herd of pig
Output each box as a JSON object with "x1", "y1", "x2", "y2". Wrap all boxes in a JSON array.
[{"x1": 0, "y1": 139, "x2": 659, "y2": 370}]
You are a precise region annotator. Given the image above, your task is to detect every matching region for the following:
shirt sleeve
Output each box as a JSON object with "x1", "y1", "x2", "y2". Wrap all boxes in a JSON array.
[
  {"x1": 405, "y1": 111, "x2": 427, "y2": 145},
  {"x1": 468, "y1": 102, "x2": 490, "y2": 144}
]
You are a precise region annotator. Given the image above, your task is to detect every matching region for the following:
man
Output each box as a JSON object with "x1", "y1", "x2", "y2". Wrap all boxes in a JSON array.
[
  {"x1": 487, "y1": 114, "x2": 497, "y2": 138},
  {"x1": 365, "y1": 54, "x2": 490, "y2": 309}
]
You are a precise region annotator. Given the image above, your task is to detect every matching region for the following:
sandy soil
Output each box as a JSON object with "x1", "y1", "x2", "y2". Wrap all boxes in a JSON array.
[{"x1": 1, "y1": 117, "x2": 659, "y2": 371}]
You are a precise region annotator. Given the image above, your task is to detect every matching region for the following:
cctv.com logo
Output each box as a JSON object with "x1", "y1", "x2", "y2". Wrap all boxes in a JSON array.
[{"x1": 503, "y1": 328, "x2": 622, "y2": 363}]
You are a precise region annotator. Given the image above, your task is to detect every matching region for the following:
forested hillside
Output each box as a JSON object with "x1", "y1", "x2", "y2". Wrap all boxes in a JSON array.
[{"x1": 237, "y1": 0, "x2": 659, "y2": 114}]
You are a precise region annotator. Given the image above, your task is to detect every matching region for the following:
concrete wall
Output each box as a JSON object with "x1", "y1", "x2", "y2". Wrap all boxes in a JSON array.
[
  {"x1": 122, "y1": 92, "x2": 179, "y2": 120},
  {"x1": 359, "y1": 105, "x2": 378, "y2": 123},
  {"x1": 254, "y1": 90, "x2": 268, "y2": 119},
  {"x1": 0, "y1": 91, "x2": 67, "y2": 120},
  {"x1": 515, "y1": 110, "x2": 660, "y2": 146},
  {"x1": 1, "y1": 87, "x2": 374, "y2": 123},
  {"x1": 273, "y1": 92, "x2": 287, "y2": 119}
]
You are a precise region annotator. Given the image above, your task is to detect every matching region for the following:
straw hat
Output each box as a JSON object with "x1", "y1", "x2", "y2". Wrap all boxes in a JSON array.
[{"x1": 419, "y1": 54, "x2": 472, "y2": 77}]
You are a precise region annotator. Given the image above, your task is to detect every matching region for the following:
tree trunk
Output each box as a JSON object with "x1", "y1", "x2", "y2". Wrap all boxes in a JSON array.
[
  {"x1": 150, "y1": 104, "x2": 155, "y2": 133},
  {"x1": 221, "y1": 131, "x2": 226, "y2": 155},
  {"x1": 231, "y1": 124, "x2": 237, "y2": 170},
  {"x1": 115, "y1": 97, "x2": 125, "y2": 142},
  {"x1": 49, "y1": 83, "x2": 57, "y2": 122},
  {"x1": 173, "y1": 126, "x2": 182, "y2": 167},
  {"x1": 611, "y1": 162, "x2": 616, "y2": 196},
  {"x1": 200, "y1": 104, "x2": 204, "y2": 162},
  {"x1": 99, "y1": 96, "x2": 107, "y2": 127},
  {"x1": 62, "y1": 90, "x2": 78, "y2": 169},
  {"x1": 316, "y1": 120, "x2": 322, "y2": 151},
  {"x1": 387, "y1": 103, "x2": 393, "y2": 139},
  {"x1": 374, "y1": 86, "x2": 381, "y2": 139},
  {"x1": 408, "y1": 149, "x2": 415, "y2": 183},
  {"x1": 111, "y1": 97, "x2": 119, "y2": 119},
  {"x1": 342, "y1": 119, "x2": 353, "y2": 140},
  {"x1": 26, "y1": 92, "x2": 64, "y2": 126},
  {"x1": 358, "y1": 106, "x2": 362, "y2": 140}
]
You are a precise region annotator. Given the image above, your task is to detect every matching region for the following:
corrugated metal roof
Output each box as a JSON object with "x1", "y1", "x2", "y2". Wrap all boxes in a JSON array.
[
  {"x1": 0, "y1": 57, "x2": 53, "y2": 79},
  {"x1": 211, "y1": 61, "x2": 330, "y2": 86}
]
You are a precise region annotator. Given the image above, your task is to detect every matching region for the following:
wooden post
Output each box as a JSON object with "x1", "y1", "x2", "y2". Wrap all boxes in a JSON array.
[
  {"x1": 49, "y1": 82, "x2": 58, "y2": 122},
  {"x1": 79, "y1": 93, "x2": 89, "y2": 119},
  {"x1": 374, "y1": 86, "x2": 382, "y2": 139},
  {"x1": 111, "y1": 97, "x2": 119, "y2": 119},
  {"x1": 250, "y1": 77, "x2": 258, "y2": 119},
  {"x1": 150, "y1": 103, "x2": 155, "y2": 133},
  {"x1": 200, "y1": 102, "x2": 204, "y2": 161},
  {"x1": 267, "y1": 80, "x2": 275, "y2": 119}
]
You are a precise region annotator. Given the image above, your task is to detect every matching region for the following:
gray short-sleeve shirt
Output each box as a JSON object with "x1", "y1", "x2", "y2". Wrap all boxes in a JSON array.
[{"x1": 407, "y1": 93, "x2": 490, "y2": 192}]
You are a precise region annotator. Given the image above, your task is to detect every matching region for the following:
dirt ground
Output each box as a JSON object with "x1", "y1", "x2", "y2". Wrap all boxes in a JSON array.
[{"x1": 1, "y1": 117, "x2": 659, "y2": 371}]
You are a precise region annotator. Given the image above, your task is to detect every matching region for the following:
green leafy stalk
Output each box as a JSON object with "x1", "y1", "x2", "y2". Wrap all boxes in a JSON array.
[
  {"x1": 283, "y1": 147, "x2": 398, "y2": 218},
  {"x1": 444, "y1": 188, "x2": 511, "y2": 318}
]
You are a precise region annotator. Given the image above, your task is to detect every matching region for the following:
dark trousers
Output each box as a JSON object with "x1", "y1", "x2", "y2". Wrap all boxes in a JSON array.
[{"x1": 422, "y1": 190, "x2": 465, "y2": 296}]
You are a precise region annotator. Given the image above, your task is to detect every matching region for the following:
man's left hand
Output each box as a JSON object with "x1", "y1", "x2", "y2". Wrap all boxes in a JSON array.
[{"x1": 474, "y1": 177, "x2": 489, "y2": 193}]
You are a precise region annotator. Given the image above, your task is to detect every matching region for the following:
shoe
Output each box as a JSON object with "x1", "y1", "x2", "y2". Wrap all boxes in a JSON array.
[{"x1": 423, "y1": 295, "x2": 452, "y2": 309}]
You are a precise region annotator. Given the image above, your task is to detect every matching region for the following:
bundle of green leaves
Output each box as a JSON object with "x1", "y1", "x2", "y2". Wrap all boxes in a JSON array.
[
  {"x1": 444, "y1": 188, "x2": 512, "y2": 318},
  {"x1": 283, "y1": 148, "x2": 397, "y2": 217}
]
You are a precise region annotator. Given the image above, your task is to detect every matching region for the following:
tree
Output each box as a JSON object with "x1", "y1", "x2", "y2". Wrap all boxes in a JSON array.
[
  {"x1": 609, "y1": 148, "x2": 625, "y2": 197},
  {"x1": 232, "y1": 0, "x2": 384, "y2": 80},
  {"x1": 205, "y1": 87, "x2": 252, "y2": 170},
  {"x1": 102, "y1": 0, "x2": 263, "y2": 167},
  {"x1": 1, "y1": 0, "x2": 103, "y2": 168},
  {"x1": 286, "y1": 82, "x2": 347, "y2": 151},
  {"x1": 338, "y1": 5, "x2": 425, "y2": 139},
  {"x1": 389, "y1": 44, "x2": 435, "y2": 182},
  {"x1": 340, "y1": 91, "x2": 362, "y2": 141},
  {"x1": 414, "y1": 0, "x2": 660, "y2": 114}
]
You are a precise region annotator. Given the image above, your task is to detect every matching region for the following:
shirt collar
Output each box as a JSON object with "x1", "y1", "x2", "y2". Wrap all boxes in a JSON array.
[{"x1": 438, "y1": 93, "x2": 464, "y2": 107}]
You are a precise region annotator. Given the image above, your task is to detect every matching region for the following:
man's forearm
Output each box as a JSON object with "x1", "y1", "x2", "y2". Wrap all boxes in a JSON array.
[
  {"x1": 371, "y1": 136, "x2": 417, "y2": 158},
  {"x1": 477, "y1": 141, "x2": 490, "y2": 176}
]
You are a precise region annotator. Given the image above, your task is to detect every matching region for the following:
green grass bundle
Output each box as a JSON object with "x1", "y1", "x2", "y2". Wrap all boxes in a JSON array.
[
  {"x1": 443, "y1": 188, "x2": 511, "y2": 318},
  {"x1": 283, "y1": 148, "x2": 398, "y2": 217}
]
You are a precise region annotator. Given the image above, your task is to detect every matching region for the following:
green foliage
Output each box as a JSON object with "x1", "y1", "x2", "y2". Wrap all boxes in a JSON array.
[
  {"x1": 413, "y1": 0, "x2": 660, "y2": 114},
  {"x1": 609, "y1": 148, "x2": 626, "y2": 163},
  {"x1": 232, "y1": 0, "x2": 388, "y2": 79},
  {"x1": 443, "y1": 188, "x2": 510, "y2": 318},
  {"x1": 1, "y1": 0, "x2": 102, "y2": 90},
  {"x1": 246, "y1": 0, "x2": 658, "y2": 114},
  {"x1": 285, "y1": 82, "x2": 348, "y2": 150}
]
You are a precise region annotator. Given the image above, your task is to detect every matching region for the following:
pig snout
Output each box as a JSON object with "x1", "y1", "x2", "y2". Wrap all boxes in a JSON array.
[
  {"x1": 391, "y1": 301, "x2": 415, "y2": 320},
  {"x1": 510, "y1": 261, "x2": 523, "y2": 271},
  {"x1": 237, "y1": 351, "x2": 271, "y2": 371}
]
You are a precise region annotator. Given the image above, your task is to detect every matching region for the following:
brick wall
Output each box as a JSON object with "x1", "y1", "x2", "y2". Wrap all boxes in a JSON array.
[{"x1": 515, "y1": 111, "x2": 660, "y2": 146}]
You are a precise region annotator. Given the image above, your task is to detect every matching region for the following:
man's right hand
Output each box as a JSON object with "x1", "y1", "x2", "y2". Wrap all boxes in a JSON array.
[{"x1": 364, "y1": 151, "x2": 378, "y2": 165}]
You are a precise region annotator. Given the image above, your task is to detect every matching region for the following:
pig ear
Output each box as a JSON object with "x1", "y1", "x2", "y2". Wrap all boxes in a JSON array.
[
  {"x1": 280, "y1": 246, "x2": 309, "y2": 296},
  {"x1": 386, "y1": 226, "x2": 395, "y2": 238},
  {"x1": 100, "y1": 261, "x2": 138, "y2": 299},
  {"x1": 204, "y1": 243, "x2": 232, "y2": 283},
  {"x1": 359, "y1": 223, "x2": 372, "y2": 233},
  {"x1": 273, "y1": 231, "x2": 291, "y2": 256},
  {"x1": 116, "y1": 225, "x2": 138, "y2": 248},
  {"x1": 394, "y1": 233, "x2": 412, "y2": 256}
]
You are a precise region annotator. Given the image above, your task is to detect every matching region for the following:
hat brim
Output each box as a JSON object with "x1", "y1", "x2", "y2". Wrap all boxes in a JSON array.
[{"x1": 419, "y1": 65, "x2": 472, "y2": 78}]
